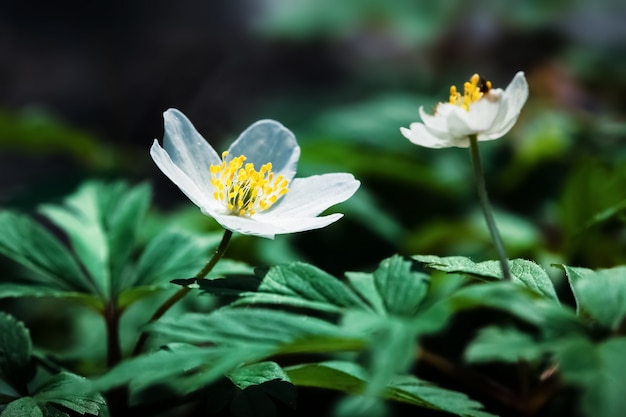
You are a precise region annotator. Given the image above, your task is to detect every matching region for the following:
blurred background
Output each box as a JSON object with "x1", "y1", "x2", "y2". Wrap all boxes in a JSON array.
[{"x1": 1, "y1": 0, "x2": 626, "y2": 285}]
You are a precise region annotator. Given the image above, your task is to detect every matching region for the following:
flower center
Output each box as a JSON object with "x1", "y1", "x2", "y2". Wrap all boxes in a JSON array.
[
  {"x1": 448, "y1": 73, "x2": 492, "y2": 111},
  {"x1": 209, "y1": 151, "x2": 289, "y2": 216}
]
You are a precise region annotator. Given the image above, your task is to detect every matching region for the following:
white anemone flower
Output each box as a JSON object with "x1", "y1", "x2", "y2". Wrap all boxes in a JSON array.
[
  {"x1": 150, "y1": 109, "x2": 360, "y2": 239},
  {"x1": 400, "y1": 71, "x2": 529, "y2": 148}
]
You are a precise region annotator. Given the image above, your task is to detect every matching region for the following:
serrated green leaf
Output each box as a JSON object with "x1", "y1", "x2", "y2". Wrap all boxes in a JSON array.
[
  {"x1": 178, "y1": 274, "x2": 262, "y2": 297},
  {"x1": 560, "y1": 265, "x2": 626, "y2": 329},
  {"x1": 39, "y1": 184, "x2": 111, "y2": 298},
  {"x1": 0, "y1": 211, "x2": 92, "y2": 293},
  {"x1": 373, "y1": 255, "x2": 429, "y2": 316},
  {"x1": 0, "y1": 284, "x2": 103, "y2": 310},
  {"x1": 134, "y1": 228, "x2": 223, "y2": 286},
  {"x1": 40, "y1": 404, "x2": 69, "y2": 417},
  {"x1": 465, "y1": 327, "x2": 545, "y2": 363},
  {"x1": 236, "y1": 262, "x2": 369, "y2": 313},
  {"x1": 0, "y1": 397, "x2": 42, "y2": 417},
  {"x1": 227, "y1": 362, "x2": 290, "y2": 390},
  {"x1": 286, "y1": 361, "x2": 495, "y2": 417},
  {"x1": 445, "y1": 282, "x2": 579, "y2": 332},
  {"x1": 344, "y1": 272, "x2": 387, "y2": 315},
  {"x1": 39, "y1": 181, "x2": 150, "y2": 298},
  {"x1": 366, "y1": 318, "x2": 416, "y2": 397},
  {"x1": 414, "y1": 255, "x2": 558, "y2": 302},
  {"x1": 0, "y1": 313, "x2": 34, "y2": 393},
  {"x1": 34, "y1": 372, "x2": 105, "y2": 416},
  {"x1": 91, "y1": 344, "x2": 233, "y2": 393},
  {"x1": 152, "y1": 308, "x2": 362, "y2": 350},
  {"x1": 104, "y1": 182, "x2": 151, "y2": 290},
  {"x1": 557, "y1": 337, "x2": 626, "y2": 417}
]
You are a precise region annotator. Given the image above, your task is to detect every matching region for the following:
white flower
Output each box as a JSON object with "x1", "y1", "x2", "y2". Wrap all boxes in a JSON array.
[
  {"x1": 150, "y1": 109, "x2": 360, "y2": 239},
  {"x1": 400, "y1": 71, "x2": 529, "y2": 148}
]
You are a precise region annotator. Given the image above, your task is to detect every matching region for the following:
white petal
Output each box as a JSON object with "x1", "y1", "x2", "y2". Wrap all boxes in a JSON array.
[
  {"x1": 466, "y1": 97, "x2": 502, "y2": 131},
  {"x1": 207, "y1": 211, "x2": 279, "y2": 239},
  {"x1": 400, "y1": 124, "x2": 453, "y2": 148},
  {"x1": 162, "y1": 109, "x2": 221, "y2": 193},
  {"x1": 499, "y1": 71, "x2": 529, "y2": 128},
  {"x1": 419, "y1": 106, "x2": 448, "y2": 132},
  {"x1": 479, "y1": 114, "x2": 518, "y2": 141},
  {"x1": 150, "y1": 140, "x2": 217, "y2": 211},
  {"x1": 265, "y1": 213, "x2": 345, "y2": 235},
  {"x1": 227, "y1": 119, "x2": 300, "y2": 182},
  {"x1": 261, "y1": 174, "x2": 360, "y2": 218},
  {"x1": 445, "y1": 109, "x2": 475, "y2": 144},
  {"x1": 481, "y1": 90, "x2": 510, "y2": 137}
]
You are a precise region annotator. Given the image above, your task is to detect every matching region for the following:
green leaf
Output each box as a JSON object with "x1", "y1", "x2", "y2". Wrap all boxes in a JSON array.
[
  {"x1": 236, "y1": 262, "x2": 368, "y2": 313},
  {"x1": 0, "y1": 211, "x2": 92, "y2": 293},
  {"x1": 365, "y1": 318, "x2": 416, "y2": 397},
  {"x1": 39, "y1": 181, "x2": 150, "y2": 298},
  {"x1": 91, "y1": 309, "x2": 364, "y2": 395},
  {"x1": 557, "y1": 337, "x2": 626, "y2": 417},
  {"x1": 373, "y1": 255, "x2": 429, "y2": 316},
  {"x1": 444, "y1": 282, "x2": 579, "y2": 332},
  {"x1": 344, "y1": 272, "x2": 387, "y2": 315},
  {"x1": 34, "y1": 372, "x2": 106, "y2": 416},
  {"x1": 465, "y1": 327, "x2": 548, "y2": 363},
  {"x1": 91, "y1": 343, "x2": 239, "y2": 394},
  {"x1": 414, "y1": 255, "x2": 558, "y2": 302},
  {"x1": 286, "y1": 361, "x2": 495, "y2": 417},
  {"x1": 176, "y1": 274, "x2": 262, "y2": 297},
  {"x1": 236, "y1": 256, "x2": 431, "y2": 318},
  {"x1": 152, "y1": 308, "x2": 363, "y2": 351},
  {"x1": 221, "y1": 363, "x2": 296, "y2": 417},
  {"x1": 0, "y1": 313, "x2": 35, "y2": 393},
  {"x1": 560, "y1": 265, "x2": 626, "y2": 330},
  {"x1": 227, "y1": 362, "x2": 290, "y2": 390},
  {"x1": 0, "y1": 397, "x2": 43, "y2": 417},
  {"x1": 134, "y1": 228, "x2": 223, "y2": 286},
  {"x1": 0, "y1": 284, "x2": 103, "y2": 310}
]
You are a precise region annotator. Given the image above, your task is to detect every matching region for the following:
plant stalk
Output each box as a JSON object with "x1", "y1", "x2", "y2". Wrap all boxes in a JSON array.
[
  {"x1": 469, "y1": 135, "x2": 512, "y2": 281},
  {"x1": 105, "y1": 302, "x2": 122, "y2": 367},
  {"x1": 132, "y1": 229, "x2": 233, "y2": 355}
]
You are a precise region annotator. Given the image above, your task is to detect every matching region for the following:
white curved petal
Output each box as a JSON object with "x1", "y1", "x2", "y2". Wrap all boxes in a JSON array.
[
  {"x1": 150, "y1": 140, "x2": 217, "y2": 211},
  {"x1": 419, "y1": 106, "x2": 448, "y2": 132},
  {"x1": 261, "y1": 174, "x2": 360, "y2": 218},
  {"x1": 227, "y1": 119, "x2": 300, "y2": 182},
  {"x1": 481, "y1": 90, "x2": 509, "y2": 137},
  {"x1": 499, "y1": 71, "x2": 528, "y2": 128},
  {"x1": 162, "y1": 109, "x2": 221, "y2": 192},
  {"x1": 479, "y1": 114, "x2": 518, "y2": 141},
  {"x1": 400, "y1": 124, "x2": 452, "y2": 148},
  {"x1": 445, "y1": 109, "x2": 475, "y2": 141},
  {"x1": 208, "y1": 211, "x2": 278, "y2": 239},
  {"x1": 266, "y1": 213, "x2": 344, "y2": 235},
  {"x1": 466, "y1": 97, "x2": 502, "y2": 131}
]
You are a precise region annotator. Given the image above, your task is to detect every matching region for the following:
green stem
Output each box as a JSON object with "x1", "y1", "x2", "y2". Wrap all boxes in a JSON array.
[
  {"x1": 469, "y1": 135, "x2": 512, "y2": 281},
  {"x1": 132, "y1": 229, "x2": 233, "y2": 356},
  {"x1": 105, "y1": 302, "x2": 122, "y2": 368}
]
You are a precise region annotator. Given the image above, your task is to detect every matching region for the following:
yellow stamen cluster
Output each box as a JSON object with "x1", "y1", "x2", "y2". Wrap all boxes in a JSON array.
[
  {"x1": 448, "y1": 73, "x2": 492, "y2": 111},
  {"x1": 209, "y1": 151, "x2": 289, "y2": 216}
]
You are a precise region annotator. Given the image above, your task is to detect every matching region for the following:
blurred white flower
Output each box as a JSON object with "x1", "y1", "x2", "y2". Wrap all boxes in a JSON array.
[
  {"x1": 151, "y1": 109, "x2": 360, "y2": 239},
  {"x1": 400, "y1": 72, "x2": 529, "y2": 148}
]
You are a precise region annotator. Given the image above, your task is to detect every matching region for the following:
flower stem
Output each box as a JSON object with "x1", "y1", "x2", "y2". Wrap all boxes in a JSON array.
[
  {"x1": 468, "y1": 135, "x2": 512, "y2": 281},
  {"x1": 132, "y1": 229, "x2": 233, "y2": 355},
  {"x1": 105, "y1": 302, "x2": 122, "y2": 367}
]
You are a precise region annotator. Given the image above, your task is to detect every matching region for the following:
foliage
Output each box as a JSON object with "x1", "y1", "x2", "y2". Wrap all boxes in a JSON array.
[{"x1": 3, "y1": 179, "x2": 626, "y2": 416}]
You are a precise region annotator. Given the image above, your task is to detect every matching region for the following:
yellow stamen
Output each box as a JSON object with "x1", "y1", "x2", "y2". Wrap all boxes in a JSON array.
[
  {"x1": 209, "y1": 152, "x2": 290, "y2": 217},
  {"x1": 448, "y1": 73, "x2": 492, "y2": 111}
]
